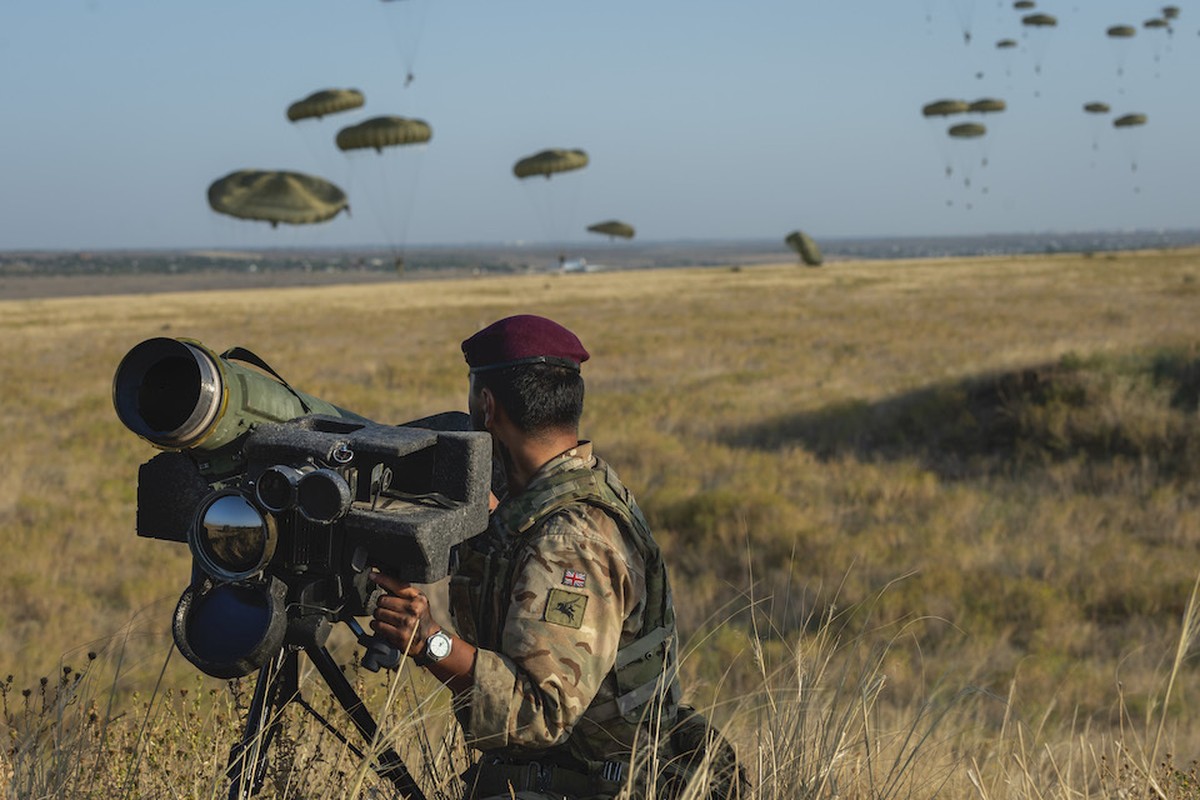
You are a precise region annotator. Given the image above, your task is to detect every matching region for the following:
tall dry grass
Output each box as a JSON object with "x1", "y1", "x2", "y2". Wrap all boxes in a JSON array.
[{"x1": 2, "y1": 248, "x2": 1200, "y2": 797}]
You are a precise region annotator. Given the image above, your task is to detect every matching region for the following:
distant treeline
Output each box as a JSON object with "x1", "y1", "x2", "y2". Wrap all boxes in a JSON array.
[{"x1": 4, "y1": 229, "x2": 1200, "y2": 276}]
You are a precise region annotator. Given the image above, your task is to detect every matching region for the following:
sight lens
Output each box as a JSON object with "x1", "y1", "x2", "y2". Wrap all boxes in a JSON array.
[
  {"x1": 255, "y1": 465, "x2": 303, "y2": 513},
  {"x1": 296, "y1": 469, "x2": 352, "y2": 524},
  {"x1": 192, "y1": 492, "x2": 276, "y2": 579}
]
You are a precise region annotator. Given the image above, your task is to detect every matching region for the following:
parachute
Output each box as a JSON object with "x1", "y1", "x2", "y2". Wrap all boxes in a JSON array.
[
  {"x1": 378, "y1": 0, "x2": 433, "y2": 87},
  {"x1": 1113, "y1": 113, "x2": 1148, "y2": 174},
  {"x1": 922, "y1": 99, "x2": 969, "y2": 117},
  {"x1": 286, "y1": 88, "x2": 365, "y2": 122},
  {"x1": 995, "y1": 38, "x2": 1018, "y2": 49},
  {"x1": 1105, "y1": 24, "x2": 1138, "y2": 76},
  {"x1": 1020, "y1": 13, "x2": 1058, "y2": 77},
  {"x1": 336, "y1": 116, "x2": 432, "y2": 153},
  {"x1": 785, "y1": 230, "x2": 822, "y2": 267},
  {"x1": 1163, "y1": 6, "x2": 1180, "y2": 20},
  {"x1": 1113, "y1": 113, "x2": 1148, "y2": 128},
  {"x1": 1021, "y1": 13, "x2": 1057, "y2": 27},
  {"x1": 968, "y1": 98, "x2": 1006, "y2": 114},
  {"x1": 513, "y1": 149, "x2": 590, "y2": 265},
  {"x1": 335, "y1": 116, "x2": 433, "y2": 272},
  {"x1": 949, "y1": 122, "x2": 987, "y2": 138},
  {"x1": 587, "y1": 220, "x2": 635, "y2": 240},
  {"x1": 207, "y1": 170, "x2": 348, "y2": 228},
  {"x1": 1143, "y1": 18, "x2": 1170, "y2": 29},
  {"x1": 513, "y1": 148, "x2": 589, "y2": 179},
  {"x1": 1013, "y1": 1, "x2": 1035, "y2": 9},
  {"x1": 1083, "y1": 102, "x2": 1111, "y2": 155}
]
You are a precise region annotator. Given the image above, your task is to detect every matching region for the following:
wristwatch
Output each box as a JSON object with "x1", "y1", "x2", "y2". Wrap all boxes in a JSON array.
[{"x1": 416, "y1": 630, "x2": 452, "y2": 666}]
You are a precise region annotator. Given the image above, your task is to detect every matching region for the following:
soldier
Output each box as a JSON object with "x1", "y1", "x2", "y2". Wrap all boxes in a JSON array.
[{"x1": 369, "y1": 314, "x2": 683, "y2": 799}]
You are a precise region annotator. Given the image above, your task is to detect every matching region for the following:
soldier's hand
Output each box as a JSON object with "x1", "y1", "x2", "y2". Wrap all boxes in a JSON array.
[{"x1": 368, "y1": 570, "x2": 440, "y2": 661}]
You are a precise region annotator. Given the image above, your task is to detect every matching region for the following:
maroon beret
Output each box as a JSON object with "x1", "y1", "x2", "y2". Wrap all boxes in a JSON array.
[{"x1": 462, "y1": 314, "x2": 590, "y2": 373}]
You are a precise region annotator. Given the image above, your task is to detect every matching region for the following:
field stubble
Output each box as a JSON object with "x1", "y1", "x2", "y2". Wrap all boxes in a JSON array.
[{"x1": 2, "y1": 249, "x2": 1200, "y2": 797}]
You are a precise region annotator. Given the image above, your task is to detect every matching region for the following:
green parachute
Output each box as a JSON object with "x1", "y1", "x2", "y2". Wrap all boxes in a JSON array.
[
  {"x1": 948, "y1": 122, "x2": 987, "y2": 138},
  {"x1": 785, "y1": 230, "x2": 823, "y2": 267},
  {"x1": 1163, "y1": 6, "x2": 1180, "y2": 20},
  {"x1": 513, "y1": 149, "x2": 589, "y2": 179},
  {"x1": 586, "y1": 220, "x2": 635, "y2": 240},
  {"x1": 1143, "y1": 18, "x2": 1170, "y2": 29},
  {"x1": 1107, "y1": 24, "x2": 1137, "y2": 38},
  {"x1": 1084, "y1": 102, "x2": 1111, "y2": 114},
  {"x1": 968, "y1": 98, "x2": 1006, "y2": 114},
  {"x1": 1013, "y1": 1, "x2": 1035, "y2": 9},
  {"x1": 1022, "y1": 12, "x2": 1057, "y2": 27},
  {"x1": 1113, "y1": 113, "x2": 1148, "y2": 128},
  {"x1": 207, "y1": 170, "x2": 348, "y2": 227},
  {"x1": 336, "y1": 116, "x2": 432, "y2": 153},
  {"x1": 286, "y1": 89, "x2": 365, "y2": 122},
  {"x1": 923, "y1": 99, "x2": 969, "y2": 117},
  {"x1": 996, "y1": 38, "x2": 1018, "y2": 49}
]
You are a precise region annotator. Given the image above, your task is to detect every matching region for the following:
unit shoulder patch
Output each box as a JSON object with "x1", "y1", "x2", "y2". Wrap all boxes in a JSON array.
[{"x1": 544, "y1": 588, "x2": 588, "y2": 629}]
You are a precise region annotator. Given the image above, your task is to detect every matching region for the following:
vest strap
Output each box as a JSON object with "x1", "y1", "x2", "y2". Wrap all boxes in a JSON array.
[
  {"x1": 585, "y1": 674, "x2": 681, "y2": 724},
  {"x1": 614, "y1": 625, "x2": 671, "y2": 669}
]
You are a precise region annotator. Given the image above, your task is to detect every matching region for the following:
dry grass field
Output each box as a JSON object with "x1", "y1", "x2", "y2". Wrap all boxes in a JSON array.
[{"x1": 2, "y1": 248, "x2": 1200, "y2": 798}]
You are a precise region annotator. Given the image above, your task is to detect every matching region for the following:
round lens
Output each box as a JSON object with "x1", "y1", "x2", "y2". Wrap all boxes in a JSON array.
[
  {"x1": 172, "y1": 580, "x2": 287, "y2": 679},
  {"x1": 255, "y1": 466, "x2": 298, "y2": 513},
  {"x1": 192, "y1": 493, "x2": 276, "y2": 579},
  {"x1": 297, "y1": 469, "x2": 352, "y2": 523},
  {"x1": 185, "y1": 584, "x2": 272, "y2": 664}
]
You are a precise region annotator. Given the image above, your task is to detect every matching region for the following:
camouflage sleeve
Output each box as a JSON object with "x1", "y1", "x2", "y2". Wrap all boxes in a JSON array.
[{"x1": 462, "y1": 505, "x2": 645, "y2": 750}]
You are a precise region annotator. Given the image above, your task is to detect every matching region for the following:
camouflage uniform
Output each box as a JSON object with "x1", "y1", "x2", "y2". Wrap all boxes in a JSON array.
[{"x1": 449, "y1": 442, "x2": 680, "y2": 800}]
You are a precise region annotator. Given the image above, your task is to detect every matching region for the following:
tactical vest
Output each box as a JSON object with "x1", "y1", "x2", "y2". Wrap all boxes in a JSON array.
[{"x1": 450, "y1": 455, "x2": 681, "y2": 736}]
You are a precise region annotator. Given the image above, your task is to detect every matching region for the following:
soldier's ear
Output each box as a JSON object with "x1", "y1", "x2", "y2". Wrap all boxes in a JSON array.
[{"x1": 480, "y1": 386, "x2": 498, "y2": 429}]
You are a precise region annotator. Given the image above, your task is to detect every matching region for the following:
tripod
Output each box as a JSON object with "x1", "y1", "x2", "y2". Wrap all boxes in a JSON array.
[{"x1": 225, "y1": 638, "x2": 428, "y2": 800}]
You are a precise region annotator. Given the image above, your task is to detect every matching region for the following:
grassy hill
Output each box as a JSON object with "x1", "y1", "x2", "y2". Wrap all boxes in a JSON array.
[{"x1": 2, "y1": 249, "x2": 1199, "y2": 797}]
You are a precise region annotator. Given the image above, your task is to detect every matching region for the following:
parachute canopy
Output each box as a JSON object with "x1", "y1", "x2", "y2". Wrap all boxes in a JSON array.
[
  {"x1": 286, "y1": 89, "x2": 365, "y2": 122},
  {"x1": 336, "y1": 116, "x2": 432, "y2": 153},
  {"x1": 785, "y1": 230, "x2": 823, "y2": 267},
  {"x1": 587, "y1": 220, "x2": 635, "y2": 239},
  {"x1": 948, "y1": 122, "x2": 987, "y2": 138},
  {"x1": 1083, "y1": 101, "x2": 1111, "y2": 114},
  {"x1": 1113, "y1": 113, "x2": 1148, "y2": 128},
  {"x1": 1022, "y1": 13, "x2": 1057, "y2": 27},
  {"x1": 1163, "y1": 6, "x2": 1180, "y2": 20},
  {"x1": 968, "y1": 98, "x2": 1006, "y2": 113},
  {"x1": 207, "y1": 170, "x2": 348, "y2": 227},
  {"x1": 1013, "y1": 1, "x2": 1035, "y2": 9},
  {"x1": 513, "y1": 148, "x2": 589, "y2": 179},
  {"x1": 1143, "y1": 18, "x2": 1169, "y2": 29},
  {"x1": 996, "y1": 38, "x2": 1018, "y2": 48},
  {"x1": 922, "y1": 99, "x2": 969, "y2": 117},
  {"x1": 1107, "y1": 24, "x2": 1137, "y2": 38}
]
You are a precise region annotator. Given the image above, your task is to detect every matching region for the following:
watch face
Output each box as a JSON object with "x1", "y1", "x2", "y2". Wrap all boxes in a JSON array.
[{"x1": 427, "y1": 631, "x2": 452, "y2": 660}]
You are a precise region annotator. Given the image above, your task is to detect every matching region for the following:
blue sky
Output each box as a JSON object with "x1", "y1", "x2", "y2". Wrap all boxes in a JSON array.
[{"x1": 1, "y1": 1, "x2": 1196, "y2": 250}]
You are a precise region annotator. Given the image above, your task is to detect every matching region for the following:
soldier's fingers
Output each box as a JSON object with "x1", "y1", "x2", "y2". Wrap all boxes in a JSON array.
[
  {"x1": 375, "y1": 594, "x2": 418, "y2": 613},
  {"x1": 369, "y1": 618, "x2": 422, "y2": 653},
  {"x1": 373, "y1": 605, "x2": 417, "y2": 629},
  {"x1": 368, "y1": 570, "x2": 413, "y2": 595}
]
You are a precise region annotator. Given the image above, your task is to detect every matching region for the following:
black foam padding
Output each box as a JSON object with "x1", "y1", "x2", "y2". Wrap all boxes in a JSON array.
[
  {"x1": 137, "y1": 452, "x2": 211, "y2": 543},
  {"x1": 244, "y1": 415, "x2": 491, "y2": 583}
]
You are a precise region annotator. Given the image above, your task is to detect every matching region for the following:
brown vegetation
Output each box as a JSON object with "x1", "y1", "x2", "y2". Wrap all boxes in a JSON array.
[{"x1": 2, "y1": 248, "x2": 1199, "y2": 797}]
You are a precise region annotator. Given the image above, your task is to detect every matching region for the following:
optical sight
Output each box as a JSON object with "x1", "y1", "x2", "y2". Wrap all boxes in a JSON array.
[{"x1": 114, "y1": 338, "x2": 491, "y2": 679}]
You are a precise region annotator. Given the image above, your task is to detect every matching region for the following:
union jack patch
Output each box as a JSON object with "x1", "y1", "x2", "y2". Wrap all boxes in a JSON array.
[{"x1": 562, "y1": 570, "x2": 587, "y2": 588}]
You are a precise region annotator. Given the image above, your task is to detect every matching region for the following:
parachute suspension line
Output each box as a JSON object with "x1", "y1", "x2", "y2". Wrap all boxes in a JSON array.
[{"x1": 380, "y1": 0, "x2": 436, "y2": 90}]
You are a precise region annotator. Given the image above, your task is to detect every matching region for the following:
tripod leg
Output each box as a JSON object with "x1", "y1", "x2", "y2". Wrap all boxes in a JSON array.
[
  {"x1": 305, "y1": 645, "x2": 429, "y2": 800},
  {"x1": 226, "y1": 650, "x2": 297, "y2": 800}
]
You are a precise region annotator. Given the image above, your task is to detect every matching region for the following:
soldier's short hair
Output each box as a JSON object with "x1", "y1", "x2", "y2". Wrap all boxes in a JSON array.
[{"x1": 474, "y1": 361, "x2": 584, "y2": 434}]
